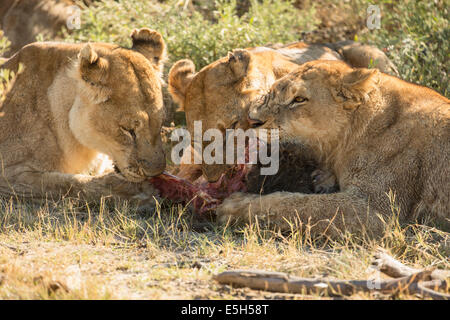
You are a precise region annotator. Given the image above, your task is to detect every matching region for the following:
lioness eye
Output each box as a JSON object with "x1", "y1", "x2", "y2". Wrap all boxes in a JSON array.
[
  {"x1": 294, "y1": 96, "x2": 308, "y2": 103},
  {"x1": 289, "y1": 96, "x2": 308, "y2": 109}
]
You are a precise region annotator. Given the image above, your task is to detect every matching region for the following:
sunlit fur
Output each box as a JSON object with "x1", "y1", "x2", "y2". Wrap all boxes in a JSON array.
[
  {"x1": 168, "y1": 41, "x2": 397, "y2": 182},
  {"x1": 0, "y1": 29, "x2": 167, "y2": 203}
]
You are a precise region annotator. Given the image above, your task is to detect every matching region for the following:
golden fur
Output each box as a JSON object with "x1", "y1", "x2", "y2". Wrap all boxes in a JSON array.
[
  {"x1": 216, "y1": 60, "x2": 449, "y2": 237},
  {"x1": 0, "y1": 28, "x2": 167, "y2": 204},
  {"x1": 168, "y1": 41, "x2": 397, "y2": 182}
]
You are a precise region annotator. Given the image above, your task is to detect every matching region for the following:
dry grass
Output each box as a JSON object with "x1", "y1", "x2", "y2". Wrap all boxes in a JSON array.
[{"x1": 0, "y1": 196, "x2": 448, "y2": 300}]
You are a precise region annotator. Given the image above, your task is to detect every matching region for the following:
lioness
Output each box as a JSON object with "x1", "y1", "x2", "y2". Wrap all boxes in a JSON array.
[
  {"x1": 0, "y1": 28, "x2": 167, "y2": 204},
  {"x1": 168, "y1": 41, "x2": 397, "y2": 189},
  {"x1": 216, "y1": 60, "x2": 449, "y2": 237}
]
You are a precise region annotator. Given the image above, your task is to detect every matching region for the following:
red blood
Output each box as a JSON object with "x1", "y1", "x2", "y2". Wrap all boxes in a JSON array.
[
  {"x1": 150, "y1": 138, "x2": 259, "y2": 214},
  {"x1": 149, "y1": 165, "x2": 248, "y2": 214}
]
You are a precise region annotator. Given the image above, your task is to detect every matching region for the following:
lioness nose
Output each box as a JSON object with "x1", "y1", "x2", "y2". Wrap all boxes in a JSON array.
[{"x1": 247, "y1": 114, "x2": 265, "y2": 128}]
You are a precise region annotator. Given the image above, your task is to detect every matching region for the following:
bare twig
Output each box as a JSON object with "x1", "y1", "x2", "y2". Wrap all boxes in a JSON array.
[
  {"x1": 414, "y1": 281, "x2": 450, "y2": 300},
  {"x1": 371, "y1": 248, "x2": 418, "y2": 278},
  {"x1": 214, "y1": 269, "x2": 445, "y2": 297},
  {"x1": 213, "y1": 250, "x2": 450, "y2": 299},
  {"x1": 372, "y1": 248, "x2": 450, "y2": 281}
]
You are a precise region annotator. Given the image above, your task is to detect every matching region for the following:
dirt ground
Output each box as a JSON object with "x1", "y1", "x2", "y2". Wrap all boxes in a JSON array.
[{"x1": 0, "y1": 199, "x2": 448, "y2": 299}]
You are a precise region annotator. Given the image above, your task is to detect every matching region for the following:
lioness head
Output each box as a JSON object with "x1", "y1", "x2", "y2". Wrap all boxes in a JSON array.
[
  {"x1": 248, "y1": 60, "x2": 380, "y2": 156},
  {"x1": 68, "y1": 28, "x2": 167, "y2": 182},
  {"x1": 168, "y1": 49, "x2": 298, "y2": 182}
]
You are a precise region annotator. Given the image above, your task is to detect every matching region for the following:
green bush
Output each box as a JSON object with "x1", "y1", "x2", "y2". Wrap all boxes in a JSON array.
[
  {"x1": 64, "y1": 0, "x2": 448, "y2": 96},
  {"x1": 0, "y1": 33, "x2": 16, "y2": 104},
  {"x1": 64, "y1": 0, "x2": 318, "y2": 70},
  {"x1": 0, "y1": 32, "x2": 10, "y2": 57},
  {"x1": 359, "y1": 0, "x2": 449, "y2": 96}
]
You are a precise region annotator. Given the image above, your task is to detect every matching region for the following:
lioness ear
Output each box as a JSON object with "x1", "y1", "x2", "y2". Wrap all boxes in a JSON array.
[
  {"x1": 227, "y1": 49, "x2": 252, "y2": 79},
  {"x1": 78, "y1": 43, "x2": 109, "y2": 84},
  {"x1": 340, "y1": 68, "x2": 379, "y2": 110},
  {"x1": 77, "y1": 44, "x2": 111, "y2": 103},
  {"x1": 168, "y1": 59, "x2": 196, "y2": 110},
  {"x1": 131, "y1": 28, "x2": 166, "y2": 73},
  {"x1": 79, "y1": 43, "x2": 98, "y2": 64}
]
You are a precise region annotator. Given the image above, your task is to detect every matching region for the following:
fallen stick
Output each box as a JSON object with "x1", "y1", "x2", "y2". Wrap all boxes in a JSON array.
[
  {"x1": 214, "y1": 250, "x2": 450, "y2": 299},
  {"x1": 372, "y1": 248, "x2": 450, "y2": 281},
  {"x1": 414, "y1": 280, "x2": 450, "y2": 300},
  {"x1": 214, "y1": 269, "x2": 448, "y2": 297}
]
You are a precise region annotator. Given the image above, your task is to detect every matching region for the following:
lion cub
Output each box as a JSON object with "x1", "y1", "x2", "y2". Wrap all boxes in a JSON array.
[
  {"x1": 217, "y1": 60, "x2": 449, "y2": 237},
  {"x1": 0, "y1": 29, "x2": 167, "y2": 205}
]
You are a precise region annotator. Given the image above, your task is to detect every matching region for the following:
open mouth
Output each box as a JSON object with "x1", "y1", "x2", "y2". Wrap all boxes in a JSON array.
[
  {"x1": 113, "y1": 164, "x2": 148, "y2": 182},
  {"x1": 247, "y1": 116, "x2": 266, "y2": 128}
]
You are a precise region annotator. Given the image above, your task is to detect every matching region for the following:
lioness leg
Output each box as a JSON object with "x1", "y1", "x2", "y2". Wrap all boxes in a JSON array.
[
  {"x1": 216, "y1": 190, "x2": 385, "y2": 238},
  {"x1": 0, "y1": 169, "x2": 158, "y2": 205}
]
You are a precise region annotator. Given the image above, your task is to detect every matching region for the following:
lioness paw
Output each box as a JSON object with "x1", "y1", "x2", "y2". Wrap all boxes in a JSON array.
[{"x1": 215, "y1": 192, "x2": 259, "y2": 224}]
